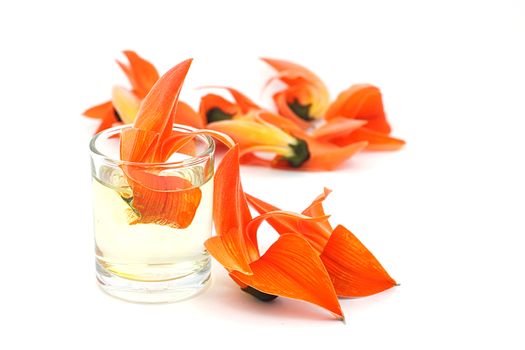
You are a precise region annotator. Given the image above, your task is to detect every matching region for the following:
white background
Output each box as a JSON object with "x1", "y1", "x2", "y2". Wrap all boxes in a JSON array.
[{"x1": 1, "y1": 0, "x2": 524, "y2": 348}]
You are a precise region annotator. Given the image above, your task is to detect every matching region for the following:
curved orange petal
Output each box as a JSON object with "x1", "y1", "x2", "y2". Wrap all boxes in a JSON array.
[
  {"x1": 120, "y1": 128, "x2": 159, "y2": 163},
  {"x1": 83, "y1": 100, "x2": 114, "y2": 119},
  {"x1": 231, "y1": 233, "x2": 344, "y2": 320},
  {"x1": 262, "y1": 58, "x2": 330, "y2": 120},
  {"x1": 212, "y1": 145, "x2": 256, "y2": 273},
  {"x1": 301, "y1": 188, "x2": 333, "y2": 234},
  {"x1": 119, "y1": 59, "x2": 202, "y2": 229},
  {"x1": 111, "y1": 86, "x2": 141, "y2": 124},
  {"x1": 245, "y1": 194, "x2": 330, "y2": 252},
  {"x1": 325, "y1": 85, "x2": 391, "y2": 134},
  {"x1": 219, "y1": 87, "x2": 260, "y2": 113},
  {"x1": 331, "y1": 127, "x2": 406, "y2": 151},
  {"x1": 256, "y1": 111, "x2": 307, "y2": 137},
  {"x1": 261, "y1": 58, "x2": 324, "y2": 88},
  {"x1": 273, "y1": 92, "x2": 312, "y2": 129},
  {"x1": 320, "y1": 225, "x2": 397, "y2": 297},
  {"x1": 172, "y1": 101, "x2": 206, "y2": 129},
  {"x1": 245, "y1": 210, "x2": 329, "y2": 251},
  {"x1": 312, "y1": 117, "x2": 367, "y2": 141},
  {"x1": 117, "y1": 50, "x2": 160, "y2": 98},
  {"x1": 133, "y1": 59, "x2": 193, "y2": 155},
  {"x1": 199, "y1": 94, "x2": 240, "y2": 123},
  {"x1": 126, "y1": 173, "x2": 202, "y2": 229}
]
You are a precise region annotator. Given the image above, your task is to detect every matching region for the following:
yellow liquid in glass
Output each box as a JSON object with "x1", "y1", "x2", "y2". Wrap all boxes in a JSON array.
[{"x1": 92, "y1": 174, "x2": 213, "y2": 282}]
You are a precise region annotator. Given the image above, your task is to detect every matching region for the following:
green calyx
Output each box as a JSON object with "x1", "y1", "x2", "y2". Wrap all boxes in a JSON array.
[
  {"x1": 206, "y1": 107, "x2": 234, "y2": 123},
  {"x1": 241, "y1": 286, "x2": 278, "y2": 302},
  {"x1": 288, "y1": 99, "x2": 314, "y2": 121},
  {"x1": 284, "y1": 138, "x2": 310, "y2": 168}
]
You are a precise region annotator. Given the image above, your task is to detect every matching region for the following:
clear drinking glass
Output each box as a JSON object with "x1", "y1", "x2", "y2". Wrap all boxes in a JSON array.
[{"x1": 90, "y1": 124, "x2": 214, "y2": 303}]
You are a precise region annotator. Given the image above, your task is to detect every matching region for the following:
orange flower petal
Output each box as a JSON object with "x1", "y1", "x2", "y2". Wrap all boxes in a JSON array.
[
  {"x1": 133, "y1": 59, "x2": 193, "y2": 154},
  {"x1": 111, "y1": 86, "x2": 140, "y2": 124},
  {"x1": 262, "y1": 58, "x2": 330, "y2": 120},
  {"x1": 83, "y1": 100, "x2": 120, "y2": 133},
  {"x1": 172, "y1": 101, "x2": 206, "y2": 129},
  {"x1": 119, "y1": 59, "x2": 202, "y2": 229},
  {"x1": 212, "y1": 145, "x2": 256, "y2": 273},
  {"x1": 320, "y1": 225, "x2": 397, "y2": 297},
  {"x1": 257, "y1": 111, "x2": 307, "y2": 137},
  {"x1": 125, "y1": 172, "x2": 202, "y2": 229},
  {"x1": 273, "y1": 92, "x2": 312, "y2": 129},
  {"x1": 331, "y1": 127, "x2": 406, "y2": 151},
  {"x1": 231, "y1": 233, "x2": 344, "y2": 319},
  {"x1": 120, "y1": 128, "x2": 160, "y2": 163},
  {"x1": 245, "y1": 193, "x2": 330, "y2": 252},
  {"x1": 301, "y1": 187, "x2": 333, "y2": 234},
  {"x1": 117, "y1": 50, "x2": 160, "y2": 98},
  {"x1": 83, "y1": 100, "x2": 114, "y2": 119},
  {"x1": 325, "y1": 85, "x2": 391, "y2": 134},
  {"x1": 218, "y1": 87, "x2": 260, "y2": 113},
  {"x1": 199, "y1": 93, "x2": 240, "y2": 123},
  {"x1": 244, "y1": 210, "x2": 330, "y2": 252},
  {"x1": 312, "y1": 117, "x2": 367, "y2": 141},
  {"x1": 261, "y1": 57, "x2": 324, "y2": 88}
]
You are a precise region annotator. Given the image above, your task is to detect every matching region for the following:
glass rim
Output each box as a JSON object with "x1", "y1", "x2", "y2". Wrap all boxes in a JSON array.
[{"x1": 89, "y1": 124, "x2": 216, "y2": 168}]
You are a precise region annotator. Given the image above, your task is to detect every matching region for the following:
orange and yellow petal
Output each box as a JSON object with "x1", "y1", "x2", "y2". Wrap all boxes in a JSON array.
[{"x1": 111, "y1": 86, "x2": 140, "y2": 124}]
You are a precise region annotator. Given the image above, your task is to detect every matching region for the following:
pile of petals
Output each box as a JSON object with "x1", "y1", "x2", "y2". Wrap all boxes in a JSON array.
[
  {"x1": 116, "y1": 58, "x2": 397, "y2": 320},
  {"x1": 84, "y1": 51, "x2": 405, "y2": 171}
]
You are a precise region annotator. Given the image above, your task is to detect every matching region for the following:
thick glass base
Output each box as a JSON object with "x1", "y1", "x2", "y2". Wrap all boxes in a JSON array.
[{"x1": 96, "y1": 260, "x2": 211, "y2": 303}]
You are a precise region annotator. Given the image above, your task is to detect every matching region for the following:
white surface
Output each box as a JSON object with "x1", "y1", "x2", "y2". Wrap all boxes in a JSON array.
[{"x1": 1, "y1": 0, "x2": 524, "y2": 348}]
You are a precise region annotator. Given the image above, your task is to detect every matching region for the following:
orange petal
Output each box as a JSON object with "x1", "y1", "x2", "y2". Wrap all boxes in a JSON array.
[
  {"x1": 231, "y1": 233, "x2": 344, "y2": 319},
  {"x1": 199, "y1": 93, "x2": 240, "y2": 123},
  {"x1": 320, "y1": 225, "x2": 397, "y2": 297},
  {"x1": 206, "y1": 118, "x2": 295, "y2": 151},
  {"x1": 325, "y1": 85, "x2": 391, "y2": 134},
  {"x1": 262, "y1": 58, "x2": 330, "y2": 119},
  {"x1": 158, "y1": 129, "x2": 235, "y2": 162},
  {"x1": 83, "y1": 100, "x2": 120, "y2": 133},
  {"x1": 83, "y1": 100, "x2": 114, "y2": 119},
  {"x1": 214, "y1": 86, "x2": 260, "y2": 113},
  {"x1": 312, "y1": 117, "x2": 367, "y2": 141},
  {"x1": 172, "y1": 101, "x2": 206, "y2": 129},
  {"x1": 111, "y1": 86, "x2": 140, "y2": 124},
  {"x1": 301, "y1": 188, "x2": 333, "y2": 234},
  {"x1": 261, "y1": 58, "x2": 324, "y2": 88},
  {"x1": 117, "y1": 50, "x2": 160, "y2": 98},
  {"x1": 125, "y1": 170, "x2": 202, "y2": 229},
  {"x1": 245, "y1": 193, "x2": 330, "y2": 252},
  {"x1": 257, "y1": 111, "x2": 307, "y2": 137},
  {"x1": 212, "y1": 145, "x2": 256, "y2": 273},
  {"x1": 331, "y1": 127, "x2": 406, "y2": 151},
  {"x1": 133, "y1": 59, "x2": 193, "y2": 155},
  {"x1": 120, "y1": 128, "x2": 159, "y2": 163},
  {"x1": 273, "y1": 92, "x2": 312, "y2": 129},
  {"x1": 245, "y1": 210, "x2": 329, "y2": 251}
]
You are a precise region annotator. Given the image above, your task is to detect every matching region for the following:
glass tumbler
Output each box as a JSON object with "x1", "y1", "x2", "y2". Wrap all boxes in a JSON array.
[{"x1": 89, "y1": 125, "x2": 214, "y2": 303}]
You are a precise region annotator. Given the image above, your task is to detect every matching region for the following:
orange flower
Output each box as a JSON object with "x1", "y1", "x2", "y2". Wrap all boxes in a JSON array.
[
  {"x1": 119, "y1": 59, "x2": 199, "y2": 228},
  {"x1": 83, "y1": 51, "x2": 202, "y2": 133},
  {"x1": 205, "y1": 145, "x2": 344, "y2": 319},
  {"x1": 262, "y1": 58, "x2": 330, "y2": 128},
  {"x1": 207, "y1": 115, "x2": 311, "y2": 168},
  {"x1": 245, "y1": 190, "x2": 397, "y2": 297}
]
